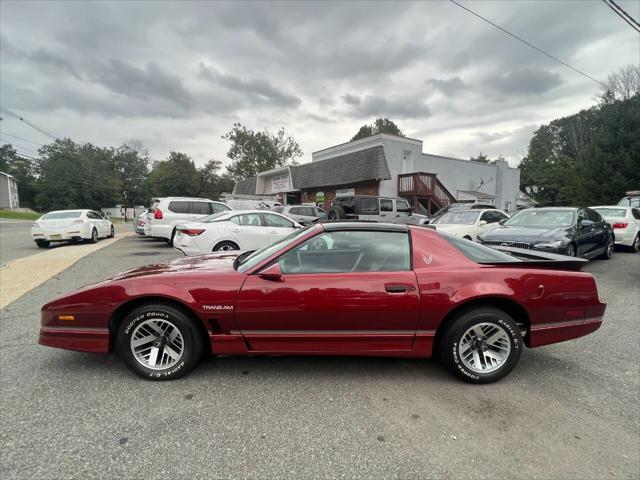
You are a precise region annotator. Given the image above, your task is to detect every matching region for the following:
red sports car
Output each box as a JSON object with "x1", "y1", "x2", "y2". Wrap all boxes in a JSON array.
[{"x1": 40, "y1": 223, "x2": 606, "y2": 383}]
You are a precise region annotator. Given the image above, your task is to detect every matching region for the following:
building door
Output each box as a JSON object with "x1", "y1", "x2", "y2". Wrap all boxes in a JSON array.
[{"x1": 402, "y1": 151, "x2": 414, "y2": 173}]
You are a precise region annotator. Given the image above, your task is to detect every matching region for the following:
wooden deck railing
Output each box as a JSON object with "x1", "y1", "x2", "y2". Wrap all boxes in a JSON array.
[{"x1": 397, "y1": 172, "x2": 456, "y2": 207}]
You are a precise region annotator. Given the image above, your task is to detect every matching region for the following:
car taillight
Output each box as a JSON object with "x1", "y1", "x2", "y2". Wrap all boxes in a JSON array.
[
  {"x1": 180, "y1": 228, "x2": 205, "y2": 236},
  {"x1": 612, "y1": 222, "x2": 628, "y2": 229},
  {"x1": 138, "y1": 220, "x2": 144, "y2": 226},
  {"x1": 72, "y1": 219, "x2": 84, "y2": 224},
  {"x1": 154, "y1": 208, "x2": 163, "y2": 220}
]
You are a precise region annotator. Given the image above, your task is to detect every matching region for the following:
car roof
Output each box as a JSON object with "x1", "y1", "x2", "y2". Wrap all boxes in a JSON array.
[
  {"x1": 591, "y1": 205, "x2": 631, "y2": 209},
  {"x1": 45, "y1": 209, "x2": 90, "y2": 214},
  {"x1": 161, "y1": 196, "x2": 219, "y2": 202},
  {"x1": 322, "y1": 221, "x2": 408, "y2": 232},
  {"x1": 525, "y1": 207, "x2": 578, "y2": 211}
]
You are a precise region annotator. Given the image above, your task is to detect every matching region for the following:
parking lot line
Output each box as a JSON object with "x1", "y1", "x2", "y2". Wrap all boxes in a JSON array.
[{"x1": 0, "y1": 233, "x2": 134, "y2": 309}]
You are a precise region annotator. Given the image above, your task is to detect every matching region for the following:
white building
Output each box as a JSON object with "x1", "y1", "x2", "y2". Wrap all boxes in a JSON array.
[
  {"x1": 0, "y1": 171, "x2": 20, "y2": 210},
  {"x1": 234, "y1": 134, "x2": 521, "y2": 214}
]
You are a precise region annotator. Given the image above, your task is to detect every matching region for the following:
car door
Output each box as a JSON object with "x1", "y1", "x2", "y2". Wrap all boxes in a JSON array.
[
  {"x1": 234, "y1": 229, "x2": 420, "y2": 352},
  {"x1": 587, "y1": 208, "x2": 608, "y2": 252},
  {"x1": 95, "y1": 211, "x2": 111, "y2": 236},
  {"x1": 358, "y1": 197, "x2": 381, "y2": 221},
  {"x1": 261, "y1": 213, "x2": 297, "y2": 242},
  {"x1": 228, "y1": 213, "x2": 270, "y2": 250},
  {"x1": 575, "y1": 209, "x2": 595, "y2": 255},
  {"x1": 394, "y1": 199, "x2": 412, "y2": 220},
  {"x1": 87, "y1": 211, "x2": 105, "y2": 236}
]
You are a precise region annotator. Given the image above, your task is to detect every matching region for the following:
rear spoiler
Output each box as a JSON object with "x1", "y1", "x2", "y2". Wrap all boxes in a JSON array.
[{"x1": 488, "y1": 246, "x2": 589, "y2": 271}]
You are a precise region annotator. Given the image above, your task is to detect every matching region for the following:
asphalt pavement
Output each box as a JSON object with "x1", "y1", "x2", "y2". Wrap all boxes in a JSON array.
[{"x1": 0, "y1": 231, "x2": 638, "y2": 479}]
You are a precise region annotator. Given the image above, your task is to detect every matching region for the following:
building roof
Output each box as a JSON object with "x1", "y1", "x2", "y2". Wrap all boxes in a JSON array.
[
  {"x1": 457, "y1": 189, "x2": 495, "y2": 200},
  {"x1": 233, "y1": 176, "x2": 257, "y2": 195},
  {"x1": 291, "y1": 146, "x2": 391, "y2": 189}
]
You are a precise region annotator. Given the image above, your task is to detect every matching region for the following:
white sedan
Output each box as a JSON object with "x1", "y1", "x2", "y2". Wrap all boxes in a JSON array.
[
  {"x1": 173, "y1": 210, "x2": 302, "y2": 256},
  {"x1": 31, "y1": 209, "x2": 114, "y2": 248},
  {"x1": 591, "y1": 206, "x2": 640, "y2": 252},
  {"x1": 431, "y1": 209, "x2": 509, "y2": 241}
]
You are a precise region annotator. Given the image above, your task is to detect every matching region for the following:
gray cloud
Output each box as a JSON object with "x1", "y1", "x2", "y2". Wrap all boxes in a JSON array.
[
  {"x1": 484, "y1": 68, "x2": 562, "y2": 95},
  {"x1": 343, "y1": 94, "x2": 431, "y2": 119},
  {"x1": 198, "y1": 64, "x2": 301, "y2": 108},
  {"x1": 425, "y1": 77, "x2": 466, "y2": 95}
]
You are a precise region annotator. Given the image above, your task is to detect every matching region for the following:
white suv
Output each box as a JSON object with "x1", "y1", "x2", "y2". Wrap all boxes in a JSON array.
[{"x1": 144, "y1": 197, "x2": 231, "y2": 243}]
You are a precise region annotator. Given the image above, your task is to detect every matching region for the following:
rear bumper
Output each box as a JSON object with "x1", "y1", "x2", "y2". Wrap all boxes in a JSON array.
[
  {"x1": 528, "y1": 303, "x2": 606, "y2": 348},
  {"x1": 32, "y1": 225, "x2": 90, "y2": 241},
  {"x1": 39, "y1": 326, "x2": 110, "y2": 353}
]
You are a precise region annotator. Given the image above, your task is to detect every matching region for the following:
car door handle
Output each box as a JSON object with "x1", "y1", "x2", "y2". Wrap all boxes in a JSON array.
[
  {"x1": 385, "y1": 284, "x2": 411, "y2": 293},
  {"x1": 231, "y1": 228, "x2": 241, "y2": 233}
]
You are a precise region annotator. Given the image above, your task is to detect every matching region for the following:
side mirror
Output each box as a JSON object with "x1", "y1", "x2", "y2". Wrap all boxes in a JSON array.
[
  {"x1": 498, "y1": 218, "x2": 507, "y2": 225},
  {"x1": 479, "y1": 220, "x2": 488, "y2": 226},
  {"x1": 581, "y1": 219, "x2": 594, "y2": 228},
  {"x1": 258, "y1": 263, "x2": 282, "y2": 281}
]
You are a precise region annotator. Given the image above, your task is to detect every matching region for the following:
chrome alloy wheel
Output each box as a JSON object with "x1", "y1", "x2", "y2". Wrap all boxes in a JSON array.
[
  {"x1": 458, "y1": 322, "x2": 511, "y2": 373},
  {"x1": 130, "y1": 319, "x2": 184, "y2": 370},
  {"x1": 217, "y1": 244, "x2": 235, "y2": 251}
]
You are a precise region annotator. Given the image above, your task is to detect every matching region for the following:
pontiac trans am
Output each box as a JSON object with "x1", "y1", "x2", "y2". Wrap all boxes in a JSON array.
[{"x1": 39, "y1": 223, "x2": 606, "y2": 383}]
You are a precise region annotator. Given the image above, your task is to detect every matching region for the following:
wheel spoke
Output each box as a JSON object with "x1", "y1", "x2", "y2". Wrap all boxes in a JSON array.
[
  {"x1": 457, "y1": 322, "x2": 512, "y2": 374},
  {"x1": 132, "y1": 334, "x2": 155, "y2": 348},
  {"x1": 147, "y1": 346, "x2": 159, "y2": 367},
  {"x1": 130, "y1": 318, "x2": 184, "y2": 371}
]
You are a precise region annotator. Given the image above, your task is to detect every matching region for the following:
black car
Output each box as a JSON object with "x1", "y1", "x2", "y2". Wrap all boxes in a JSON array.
[{"x1": 477, "y1": 207, "x2": 614, "y2": 259}]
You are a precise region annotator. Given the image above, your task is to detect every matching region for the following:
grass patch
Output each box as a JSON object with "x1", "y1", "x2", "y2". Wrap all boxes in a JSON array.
[{"x1": 0, "y1": 210, "x2": 41, "y2": 220}]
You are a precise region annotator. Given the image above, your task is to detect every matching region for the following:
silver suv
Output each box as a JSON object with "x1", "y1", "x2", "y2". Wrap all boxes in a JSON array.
[
  {"x1": 145, "y1": 197, "x2": 231, "y2": 243},
  {"x1": 272, "y1": 205, "x2": 327, "y2": 225}
]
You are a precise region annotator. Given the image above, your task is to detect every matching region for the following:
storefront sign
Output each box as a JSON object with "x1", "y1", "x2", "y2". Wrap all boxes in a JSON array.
[
  {"x1": 271, "y1": 174, "x2": 289, "y2": 192},
  {"x1": 335, "y1": 188, "x2": 355, "y2": 197}
]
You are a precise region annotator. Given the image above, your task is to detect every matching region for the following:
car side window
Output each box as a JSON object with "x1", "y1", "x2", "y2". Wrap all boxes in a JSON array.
[
  {"x1": 278, "y1": 230, "x2": 410, "y2": 274},
  {"x1": 587, "y1": 209, "x2": 602, "y2": 222},
  {"x1": 396, "y1": 199, "x2": 411, "y2": 212},
  {"x1": 230, "y1": 213, "x2": 262, "y2": 226},
  {"x1": 577, "y1": 209, "x2": 588, "y2": 224},
  {"x1": 481, "y1": 211, "x2": 504, "y2": 223},
  {"x1": 210, "y1": 202, "x2": 229, "y2": 214},
  {"x1": 262, "y1": 213, "x2": 294, "y2": 228},
  {"x1": 301, "y1": 207, "x2": 315, "y2": 216},
  {"x1": 168, "y1": 201, "x2": 190, "y2": 214},
  {"x1": 315, "y1": 207, "x2": 326, "y2": 216},
  {"x1": 380, "y1": 199, "x2": 393, "y2": 212},
  {"x1": 87, "y1": 211, "x2": 99, "y2": 219},
  {"x1": 632, "y1": 209, "x2": 640, "y2": 220},
  {"x1": 190, "y1": 202, "x2": 210, "y2": 215},
  {"x1": 288, "y1": 207, "x2": 301, "y2": 215},
  {"x1": 360, "y1": 198, "x2": 379, "y2": 214}
]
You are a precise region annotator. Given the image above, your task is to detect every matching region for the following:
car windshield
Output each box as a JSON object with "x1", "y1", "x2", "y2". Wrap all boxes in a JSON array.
[
  {"x1": 441, "y1": 232, "x2": 520, "y2": 263},
  {"x1": 433, "y1": 211, "x2": 479, "y2": 225},
  {"x1": 195, "y1": 212, "x2": 233, "y2": 223},
  {"x1": 617, "y1": 197, "x2": 639, "y2": 207},
  {"x1": 594, "y1": 208, "x2": 626, "y2": 218},
  {"x1": 504, "y1": 210, "x2": 575, "y2": 227},
  {"x1": 236, "y1": 226, "x2": 314, "y2": 273},
  {"x1": 41, "y1": 211, "x2": 83, "y2": 219}
]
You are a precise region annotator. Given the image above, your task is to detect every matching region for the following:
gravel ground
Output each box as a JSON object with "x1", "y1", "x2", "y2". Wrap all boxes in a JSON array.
[{"x1": 0, "y1": 234, "x2": 638, "y2": 479}]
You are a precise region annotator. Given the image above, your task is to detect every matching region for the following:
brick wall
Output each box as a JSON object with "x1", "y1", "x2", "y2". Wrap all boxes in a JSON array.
[{"x1": 300, "y1": 181, "x2": 380, "y2": 210}]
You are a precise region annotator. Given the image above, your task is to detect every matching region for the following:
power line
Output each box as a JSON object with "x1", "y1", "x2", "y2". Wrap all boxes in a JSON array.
[
  {"x1": 602, "y1": 0, "x2": 640, "y2": 33},
  {"x1": 0, "y1": 107, "x2": 59, "y2": 140},
  {"x1": 0, "y1": 132, "x2": 45, "y2": 147},
  {"x1": 449, "y1": 0, "x2": 608, "y2": 88}
]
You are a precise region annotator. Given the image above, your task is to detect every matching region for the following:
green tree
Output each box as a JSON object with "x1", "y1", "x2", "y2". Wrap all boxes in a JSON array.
[
  {"x1": 148, "y1": 151, "x2": 200, "y2": 197},
  {"x1": 114, "y1": 140, "x2": 150, "y2": 206},
  {"x1": 351, "y1": 118, "x2": 404, "y2": 141},
  {"x1": 0, "y1": 144, "x2": 17, "y2": 172},
  {"x1": 0, "y1": 144, "x2": 39, "y2": 208},
  {"x1": 223, "y1": 123, "x2": 302, "y2": 181},
  {"x1": 198, "y1": 158, "x2": 234, "y2": 200}
]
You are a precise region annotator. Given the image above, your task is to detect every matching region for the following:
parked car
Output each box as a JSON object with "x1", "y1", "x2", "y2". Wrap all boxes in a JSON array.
[
  {"x1": 426, "y1": 203, "x2": 497, "y2": 224},
  {"x1": 477, "y1": 207, "x2": 614, "y2": 259},
  {"x1": 134, "y1": 209, "x2": 148, "y2": 235},
  {"x1": 617, "y1": 190, "x2": 639, "y2": 208},
  {"x1": 173, "y1": 210, "x2": 301, "y2": 255},
  {"x1": 591, "y1": 206, "x2": 640, "y2": 252},
  {"x1": 31, "y1": 209, "x2": 114, "y2": 248},
  {"x1": 431, "y1": 209, "x2": 509, "y2": 241},
  {"x1": 327, "y1": 195, "x2": 412, "y2": 222},
  {"x1": 40, "y1": 222, "x2": 606, "y2": 384},
  {"x1": 272, "y1": 205, "x2": 327, "y2": 225},
  {"x1": 144, "y1": 197, "x2": 231, "y2": 243}
]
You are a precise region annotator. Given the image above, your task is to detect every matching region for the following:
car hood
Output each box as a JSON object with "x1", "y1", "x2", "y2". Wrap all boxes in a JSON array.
[
  {"x1": 103, "y1": 251, "x2": 243, "y2": 282},
  {"x1": 480, "y1": 226, "x2": 571, "y2": 242}
]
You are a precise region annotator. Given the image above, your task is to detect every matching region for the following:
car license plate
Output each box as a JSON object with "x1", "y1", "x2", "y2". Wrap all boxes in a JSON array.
[{"x1": 50, "y1": 234, "x2": 62, "y2": 240}]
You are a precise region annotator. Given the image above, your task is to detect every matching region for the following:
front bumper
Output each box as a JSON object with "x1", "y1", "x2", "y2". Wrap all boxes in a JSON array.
[{"x1": 39, "y1": 326, "x2": 110, "y2": 353}]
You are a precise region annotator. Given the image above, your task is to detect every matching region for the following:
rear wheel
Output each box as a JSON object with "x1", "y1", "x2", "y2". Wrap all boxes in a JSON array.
[
  {"x1": 108, "y1": 225, "x2": 115, "y2": 238},
  {"x1": 598, "y1": 235, "x2": 614, "y2": 260},
  {"x1": 439, "y1": 306, "x2": 522, "y2": 384},
  {"x1": 117, "y1": 303, "x2": 204, "y2": 380},
  {"x1": 35, "y1": 240, "x2": 50, "y2": 248},
  {"x1": 89, "y1": 228, "x2": 99, "y2": 244},
  {"x1": 565, "y1": 243, "x2": 576, "y2": 257},
  {"x1": 213, "y1": 241, "x2": 239, "y2": 252},
  {"x1": 328, "y1": 206, "x2": 345, "y2": 220},
  {"x1": 632, "y1": 234, "x2": 640, "y2": 253}
]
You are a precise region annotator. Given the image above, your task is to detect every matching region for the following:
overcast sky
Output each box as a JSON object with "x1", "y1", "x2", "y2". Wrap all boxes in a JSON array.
[{"x1": 1, "y1": 0, "x2": 638, "y2": 169}]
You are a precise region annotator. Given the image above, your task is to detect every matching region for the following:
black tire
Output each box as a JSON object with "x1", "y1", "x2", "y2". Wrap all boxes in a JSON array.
[
  {"x1": 35, "y1": 240, "x2": 50, "y2": 248},
  {"x1": 565, "y1": 243, "x2": 576, "y2": 257},
  {"x1": 439, "y1": 306, "x2": 522, "y2": 384},
  {"x1": 598, "y1": 235, "x2": 614, "y2": 260},
  {"x1": 463, "y1": 235, "x2": 472, "y2": 241},
  {"x1": 328, "y1": 206, "x2": 346, "y2": 220},
  {"x1": 632, "y1": 234, "x2": 640, "y2": 253},
  {"x1": 117, "y1": 303, "x2": 205, "y2": 381},
  {"x1": 213, "y1": 241, "x2": 239, "y2": 252},
  {"x1": 89, "y1": 228, "x2": 99, "y2": 244},
  {"x1": 167, "y1": 229, "x2": 177, "y2": 245},
  {"x1": 108, "y1": 225, "x2": 115, "y2": 238}
]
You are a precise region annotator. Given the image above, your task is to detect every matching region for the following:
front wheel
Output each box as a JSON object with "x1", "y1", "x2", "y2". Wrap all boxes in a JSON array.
[
  {"x1": 598, "y1": 235, "x2": 614, "y2": 260},
  {"x1": 108, "y1": 225, "x2": 115, "y2": 238},
  {"x1": 439, "y1": 306, "x2": 522, "y2": 384},
  {"x1": 117, "y1": 303, "x2": 204, "y2": 380}
]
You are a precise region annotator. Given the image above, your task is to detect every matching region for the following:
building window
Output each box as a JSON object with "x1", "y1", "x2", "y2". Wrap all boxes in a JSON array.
[{"x1": 504, "y1": 201, "x2": 512, "y2": 212}]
